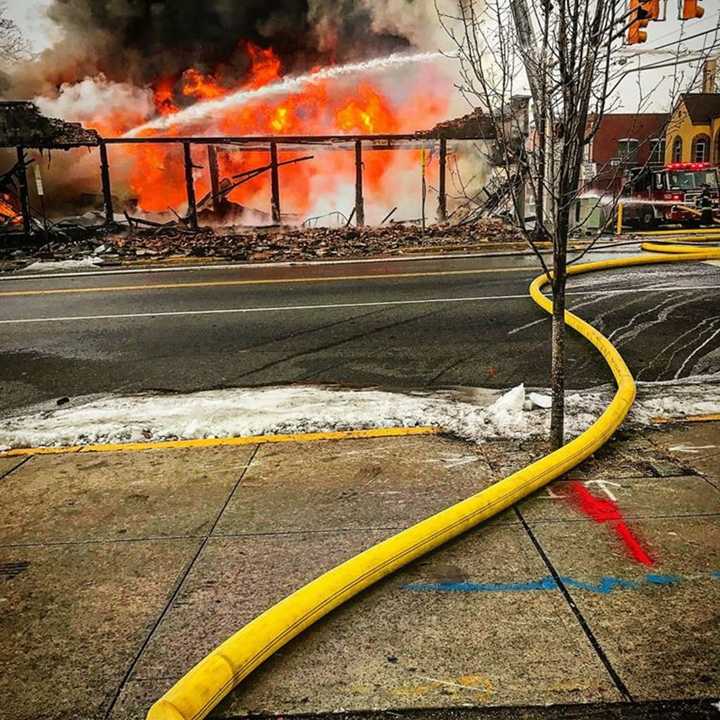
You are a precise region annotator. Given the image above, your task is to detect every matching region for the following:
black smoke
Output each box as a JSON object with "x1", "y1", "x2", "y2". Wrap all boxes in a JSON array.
[{"x1": 5, "y1": 0, "x2": 414, "y2": 98}]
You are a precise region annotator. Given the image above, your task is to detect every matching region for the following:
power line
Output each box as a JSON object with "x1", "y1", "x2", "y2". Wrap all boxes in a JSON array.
[
  {"x1": 622, "y1": 50, "x2": 719, "y2": 73},
  {"x1": 651, "y1": 23, "x2": 720, "y2": 51}
]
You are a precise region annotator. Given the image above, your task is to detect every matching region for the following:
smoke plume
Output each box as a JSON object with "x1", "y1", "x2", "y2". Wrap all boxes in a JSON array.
[{"x1": 4, "y1": 0, "x2": 447, "y2": 99}]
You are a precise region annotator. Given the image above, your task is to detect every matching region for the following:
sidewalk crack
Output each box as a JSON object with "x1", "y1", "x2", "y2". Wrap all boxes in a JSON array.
[
  {"x1": 514, "y1": 506, "x2": 633, "y2": 703},
  {"x1": 102, "y1": 443, "x2": 260, "y2": 719}
]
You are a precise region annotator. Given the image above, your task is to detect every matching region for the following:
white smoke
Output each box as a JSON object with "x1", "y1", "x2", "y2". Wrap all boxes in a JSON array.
[{"x1": 34, "y1": 74, "x2": 154, "y2": 128}]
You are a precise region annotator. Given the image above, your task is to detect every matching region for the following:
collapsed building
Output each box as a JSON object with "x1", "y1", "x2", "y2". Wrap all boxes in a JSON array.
[
  {"x1": 0, "y1": 102, "x2": 536, "y2": 239},
  {"x1": 0, "y1": 96, "x2": 534, "y2": 247},
  {"x1": 0, "y1": 102, "x2": 100, "y2": 235}
]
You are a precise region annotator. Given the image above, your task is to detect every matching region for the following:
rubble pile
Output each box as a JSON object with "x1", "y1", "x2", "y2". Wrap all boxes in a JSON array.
[{"x1": 2, "y1": 219, "x2": 523, "y2": 268}]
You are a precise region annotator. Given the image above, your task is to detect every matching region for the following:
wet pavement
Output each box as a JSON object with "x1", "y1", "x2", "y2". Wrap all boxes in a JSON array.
[
  {"x1": 1, "y1": 251, "x2": 719, "y2": 413},
  {"x1": 2, "y1": 424, "x2": 719, "y2": 720}
]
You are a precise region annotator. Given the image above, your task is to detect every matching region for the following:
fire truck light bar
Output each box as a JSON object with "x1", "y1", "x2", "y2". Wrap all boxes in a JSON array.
[{"x1": 666, "y1": 162, "x2": 713, "y2": 170}]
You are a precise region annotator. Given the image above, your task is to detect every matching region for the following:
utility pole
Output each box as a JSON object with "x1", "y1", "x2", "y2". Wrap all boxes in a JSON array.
[{"x1": 510, "y1": 0, "x2": 548, "y2": 234}]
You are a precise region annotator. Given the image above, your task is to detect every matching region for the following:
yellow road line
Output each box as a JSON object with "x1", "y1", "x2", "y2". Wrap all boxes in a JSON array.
[
  {"x1": 0, "y1": 426, "x2": 440, "y2": 458},
  {"x1": 0, "y1": 267, "x2": 529, "y2": 298}
]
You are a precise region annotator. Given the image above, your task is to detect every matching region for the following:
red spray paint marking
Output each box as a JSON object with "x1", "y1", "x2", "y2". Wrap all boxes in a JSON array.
[{"x1": 567, "y1": 481, "x2": 654, "y2": 567}]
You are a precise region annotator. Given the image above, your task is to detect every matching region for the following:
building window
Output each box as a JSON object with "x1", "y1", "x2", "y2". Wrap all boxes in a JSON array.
[
  {"x1": 692, "y1": 134, "x2": 710, "y2": 163},
  {"x1": 672, "y1": 136, "x2": 683, "y2": 163},
  {"x1": 617, "y1": 137, "x2": 639, "y2": 163},
  {"x1": 649, "y1": 137, "x2": 665, "y2": 165},
  {"x1": 716, "y1": 130, "x2": 720, "y2": 164}
]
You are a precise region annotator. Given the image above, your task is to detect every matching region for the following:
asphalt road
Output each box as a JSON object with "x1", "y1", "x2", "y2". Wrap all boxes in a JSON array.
[{"x1": 1, "y1": 250, "x2": 719, "y2": 413}]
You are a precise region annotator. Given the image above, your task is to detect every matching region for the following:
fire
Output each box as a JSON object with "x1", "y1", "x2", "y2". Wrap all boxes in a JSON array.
[
  {"x1": 182, "y1": 69, "x2": 226, "y2": 101},
  {"x1": 153, "y1": 78, "x2": 179, "y2": 116},
  {"x1": 101, "y1": 42, "x2": 449, "y2": 220},
  {"x1": 242, "y1": 43, "x2": 282, "y2": 89},
  {"x1": 336, "y1": 85, "x2": 399, "y2": 134},
  {"x1": 0, "y1": 192, "x2": 21, "y2": 225}
]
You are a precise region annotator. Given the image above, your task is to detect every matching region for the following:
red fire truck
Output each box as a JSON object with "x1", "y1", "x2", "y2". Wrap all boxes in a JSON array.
[{"x1": 621, "y1": 161, "x2": 720, "y2": 228}]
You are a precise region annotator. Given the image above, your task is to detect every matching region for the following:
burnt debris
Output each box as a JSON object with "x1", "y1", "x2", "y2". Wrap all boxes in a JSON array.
[{"x1": 0, "y1": 101, "x2": 100, "y2": 149}]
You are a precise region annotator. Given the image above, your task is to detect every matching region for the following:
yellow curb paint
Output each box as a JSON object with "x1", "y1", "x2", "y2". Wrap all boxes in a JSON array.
[
  {"x1": 652, "y1": 413, "x2": 720, "y2": 425},
  {"x1": 0, "y1": 426, "x2": 440, "y2": 458},
  {"x1": 0, "y1": 267, "x2": 529, "y2": 299}
]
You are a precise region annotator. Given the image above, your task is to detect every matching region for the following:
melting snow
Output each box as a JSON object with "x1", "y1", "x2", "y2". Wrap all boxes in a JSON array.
[
  {"x1": 0, "y1": 380, "x2": 719, "y2": 450},
  {"x1": 23, "y1": 257, "x2": 103, "y2": 272}
]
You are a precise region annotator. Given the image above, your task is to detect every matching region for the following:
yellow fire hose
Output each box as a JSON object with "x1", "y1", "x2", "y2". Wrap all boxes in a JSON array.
[{"x1": 147, "y1": 242, "x2": 720, "y2": 720}]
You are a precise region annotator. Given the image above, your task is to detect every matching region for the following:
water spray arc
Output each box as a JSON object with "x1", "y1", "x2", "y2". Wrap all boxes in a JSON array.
[{"x1": 126, "y1": 52, "x2": 444, "y2": 137}]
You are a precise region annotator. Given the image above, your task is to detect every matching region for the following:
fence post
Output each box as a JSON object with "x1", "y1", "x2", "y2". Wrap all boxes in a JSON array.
[
  {"x1": 355, "y1": 140, "x2": 365, "y2": 227},
  {"x1": 438, "y1": 138, "x2": 447, "y2": 222},
  {"x1": 15, "y1": 147, "x2": 32, "y2": 237},
  {"x1": 270, "y1": 142, "x2": 281, "y2": 224},
  {"x1": 99, "y1": 141, "x2": 114, "y2": 225},
  {"x1": 183, "y1": 142, "x2": 198, "y2": 230},
  {"x1": 207, "y1": 145, "x2": 221, "y2": 215}
]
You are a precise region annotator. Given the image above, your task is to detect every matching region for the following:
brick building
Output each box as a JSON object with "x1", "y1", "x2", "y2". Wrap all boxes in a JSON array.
[{"x1": 584, "y1": 112, "x2": 669, "y2": 192}]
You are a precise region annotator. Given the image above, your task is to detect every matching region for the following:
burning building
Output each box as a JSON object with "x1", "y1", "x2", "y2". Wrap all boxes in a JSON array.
[{"x1": 0, "y1": 1, "x2": 506, "y2": 235}]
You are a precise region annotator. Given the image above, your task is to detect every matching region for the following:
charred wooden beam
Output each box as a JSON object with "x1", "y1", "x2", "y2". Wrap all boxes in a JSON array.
[
  {"x1": 207, "y1": 145, "x2": 221, "y2": 215},
  {"x1": 381, "y1": 206, "x2": 397, "y2": 224},
  {"x1": 438, "y1": 138, "x2": 447, "y2": 222},
  {"x1": 183, "y1": 142, "x2": 198, "y2": 230},
  {"x1": 354, "y1": 140, "x2": 365, "y2": 227},
  {"x1": 15, "y1": 147, "x2": 31, "y2": 237},
  {"x1": 102, "y1": 133, "x2": 446, "y2": 145},
  {"x1": 99, "y1": 141, "x2": 114, "y2": 225},
  {"x1": 270, "y1": 141, "x2": 281, "y2": 224}
]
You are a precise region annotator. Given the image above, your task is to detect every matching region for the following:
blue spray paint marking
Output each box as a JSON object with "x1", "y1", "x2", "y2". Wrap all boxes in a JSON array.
[
  {"x1": 402, "y1": 572, "x2": 708, "y2": 595},
  {"x1": 405, "y1": 577, "x2": 559, "y2": 593}
]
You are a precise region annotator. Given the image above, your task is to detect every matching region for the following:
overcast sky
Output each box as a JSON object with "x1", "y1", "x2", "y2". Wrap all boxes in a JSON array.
[{"x1": 6, "y1": 0, "x2": 720, "y2": 113}]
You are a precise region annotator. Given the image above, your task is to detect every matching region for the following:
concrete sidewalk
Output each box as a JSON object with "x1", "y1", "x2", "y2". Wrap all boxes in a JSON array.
[{"x1": 1, "y1": 425, "x2": 719, "y2": 720}]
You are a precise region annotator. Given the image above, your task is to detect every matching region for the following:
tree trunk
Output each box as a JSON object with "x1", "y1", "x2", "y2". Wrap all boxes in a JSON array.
[
  {"x1": 550, "y1": 279, "x2": 566, "y2": 449},
  {"x1": 550, "y1": 218, "x2": 568, "y2": 450}
]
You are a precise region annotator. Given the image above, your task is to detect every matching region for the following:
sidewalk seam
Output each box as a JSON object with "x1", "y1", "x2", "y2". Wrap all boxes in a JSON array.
[
  {"x1": 102, "y1": 443, "x2": 260, "y2": 720},
  {"x1": 0, "y1": 455, "x2": 31, "y2": 481},
  {"x1": 513, "y1": 506, "x2": 634, "y2": 703}
]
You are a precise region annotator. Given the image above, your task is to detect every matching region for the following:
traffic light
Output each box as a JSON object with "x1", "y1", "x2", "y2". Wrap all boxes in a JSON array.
[
  {"x1": 628, "y1": 0, "x2": 651, "y2": 44},
  {"x1": 647, "y1": 0, "x2": 661, "y2": 18},
  {"x1": 681, "y1": 0, "x2": 704, "y2": 19}
]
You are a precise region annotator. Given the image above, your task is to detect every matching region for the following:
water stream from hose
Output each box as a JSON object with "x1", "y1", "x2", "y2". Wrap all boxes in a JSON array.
[{"x1": 124, "y1": 51, "x2": 444, "y2": 137}]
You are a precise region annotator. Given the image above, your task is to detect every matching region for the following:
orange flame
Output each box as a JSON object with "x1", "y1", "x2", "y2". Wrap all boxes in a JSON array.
[
  {"x1": 0, "y1": 193, "x2": 21, "y2": 224},
  {"x1": 103, "y1": 42, "x2": 448, "y2": 218},
  {"x1": 182, "y1": 69, "x2": 226, "y2": 101}
]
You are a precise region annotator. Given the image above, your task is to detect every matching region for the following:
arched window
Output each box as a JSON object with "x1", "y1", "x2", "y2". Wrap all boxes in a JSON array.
[
  {"x1": 691, "y1": 134, "x2": 711, "y2": 163},
  {"x1": 672, "y1": 136, "x2": 683, "y2": 163}
]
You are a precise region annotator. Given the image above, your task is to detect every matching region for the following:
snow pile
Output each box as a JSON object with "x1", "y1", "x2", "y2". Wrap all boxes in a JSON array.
[
  {"x1": 23, "y1": 257, "x2": 103, "y2": 272},
  {"x1": 1, "y1": 380, "x2": 719, "y2": 450}
]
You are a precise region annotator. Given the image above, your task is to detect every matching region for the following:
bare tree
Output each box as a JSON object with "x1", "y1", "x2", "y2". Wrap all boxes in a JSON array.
[
  {"x1": 0, "y1": 4, "x2": 28, "y2": 68},
  {"x1": 438, "y1": 0, "x2": 720, "y2": 449}
]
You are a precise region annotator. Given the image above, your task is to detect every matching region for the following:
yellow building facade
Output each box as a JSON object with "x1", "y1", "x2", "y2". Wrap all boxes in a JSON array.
[{"x1": 665, "y1": 93, "x2": 720, "y2": 165}]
